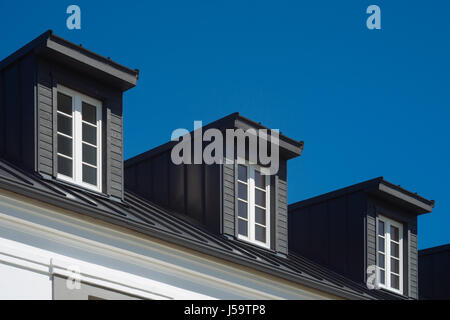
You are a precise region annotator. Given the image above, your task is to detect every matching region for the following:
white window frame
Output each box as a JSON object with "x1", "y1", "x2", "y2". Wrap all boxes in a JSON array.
[
  {"x1": 236, "y1": 162, "x2": 271, "y2": 249},
  {"x1": 376, "y1": 215, "x2": 403, "y2": 295},
  {"x1": 56, "y1": 85, "x2": 102, "y2": 192}
]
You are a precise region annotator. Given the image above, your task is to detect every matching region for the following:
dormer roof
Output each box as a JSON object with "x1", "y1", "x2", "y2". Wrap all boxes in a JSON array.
[
  {"x1": 0, "y1": 30, "x2": 139, "y2": 91},
  {"x1": 289, "y1": 177, "x2": 434, "y2": 215},
  {"x1": 125, "y1": 112, "x2": 304, "y2": 168}
]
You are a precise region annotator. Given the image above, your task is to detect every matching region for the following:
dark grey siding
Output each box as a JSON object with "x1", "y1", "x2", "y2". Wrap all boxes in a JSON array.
[
  {"x1": 288, "y1": 191, "x2": 367, "y2": 283},
  {"x1": 408, "y1": 223, "x2": 418, "y2": 299},
  {"x1": 275, "y1": 177, "x2": 288, "y2": 254},
  {"x1": 222, "y1": 162, "x2": 235, "y2": 236},
  {"x1": 36, "y1": 58, "x2": 124, "y2": 198},
  {"x1": 0, "y1": 54, "x2": 36, "y2": 172}
]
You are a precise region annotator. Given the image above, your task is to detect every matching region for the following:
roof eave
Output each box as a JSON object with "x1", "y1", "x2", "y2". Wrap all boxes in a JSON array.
[
  {"x1": 372, "y1": 180, "x2": 434, "y2": 215},
  {"x1": 0, "y1": 30, "x2": 139, "y2": 92}
]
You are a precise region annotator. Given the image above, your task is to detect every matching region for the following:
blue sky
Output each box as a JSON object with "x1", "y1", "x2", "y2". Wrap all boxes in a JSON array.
[{"x1": 1, "y1": 1, "x2": 449, "y2": 249}]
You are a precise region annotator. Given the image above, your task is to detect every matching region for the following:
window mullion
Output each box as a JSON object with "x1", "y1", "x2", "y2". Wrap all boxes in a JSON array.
[
  {"x1": 265, "y1": 174, "x2": 270, "y2": 246},
  {"x1": 248, "y1": 165, "x2": 255, "y2": 242},
  {"x1": 386, "y1": 221, "x2": 391, "y2": 288},
  {"x1": 74, "y1": 94, "x2": 83, "y2": 184}
]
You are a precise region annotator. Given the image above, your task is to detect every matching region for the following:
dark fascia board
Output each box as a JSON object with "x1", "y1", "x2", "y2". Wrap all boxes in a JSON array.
[
  {"x1": 419, "y1": 243, "x2": 450, "y2": 256},
  {"x1": 289, "y1": 177, "x2": 434, "y2": 215},
  {"x1": 376, "y1": 179, "x2": 434, "y2": 215},
  {"x1": 0, "y1": 175, "x2": 373, "y2": 300},
  {"x1": 125, "y1": 112, "x2": 304, "y2": 167},
  {"x1": 0, "y1": 30, "x2": 139, "y2": 91}
]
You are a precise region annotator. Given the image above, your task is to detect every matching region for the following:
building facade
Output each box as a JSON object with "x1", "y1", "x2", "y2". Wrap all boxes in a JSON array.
[{"x1": 0, "y1": 31, "x2": 435, "y2": 300}]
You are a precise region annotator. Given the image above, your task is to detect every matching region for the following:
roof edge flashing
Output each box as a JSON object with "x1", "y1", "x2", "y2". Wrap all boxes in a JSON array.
[
  {"x1": 289, "y1": 177, "x2": 434, "y2": 216},
  {"x1": 376, "y1": 181, "x2": 434, "y2": 215},
  {"x1": 0, "y1": 30, "x2": 139, "y2": 91}
]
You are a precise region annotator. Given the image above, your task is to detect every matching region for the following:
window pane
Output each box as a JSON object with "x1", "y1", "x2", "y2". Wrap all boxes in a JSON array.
[
  {"x1": 391, "y1": 258, "x2": 400, "y2": 274},
  {"x1": 238, "y1": 219, "x2": 248, "y2": 237},
  {"x1": 82, "y1": 164, "x2": 97, "y2": 186},
  {"x1": 57, "y1": 92, "x2": 72, "y2": 115},
  {"x1": 379, "y1": 269, "x2": 385, "y2": 285},
  {"x1": 255, "y1": 225, "x2": 266, "y2": 243},
  {"x1": 58, "y1": 156, "x2": 72, "y2": 177},
  {"x1": 57, "y1": 114, "x2": 72, "y2": 136},
  {"x1": 255, "y1": 207, "x2": 266, "y2": 225},
  {"x1": 238, "y1": 182, "x2": 247, "y2": 200},
  {"x1": 391, "y1": 274, "x2": 400, "y2": 290},
  {"x1": 82, "y1": 102, "x2": 97, "y2": 124},
  {"x1": 390, "y1": 226, "x2": 399, "y2": 242},
  {"x1": 254, "y1": 170, "x2": 265, "y2": 189},
  {"x1": 238, "y1": 200, "x2": 248, "y2": 219},
  {"x1": 255, "y1": 189, "x2": 266, "y2": 207},
  {"x1": 391, "y1": 242, "x2": 399, "y2": 258},
  {"x1": 378, "y1": 253, "x2": 385, "y2": 269},
  {"x1": 378, "y1": 220, "x2": 384, "y2": 235},
  {"x1": 82, "y1": 123, "x2": 97, "y2": 145},
  {"x1": 378, "y1": 236, "x2": 385, "y2": 253},
  {"x1": 238, "y1": 164, "x2": 247, "y2": 182},
  {"x1": 57, "y1": 135, "x2": 72, "y2": 157},
  {"x1": 82, "y1": 143, "x2": 97, "y2": 166}
]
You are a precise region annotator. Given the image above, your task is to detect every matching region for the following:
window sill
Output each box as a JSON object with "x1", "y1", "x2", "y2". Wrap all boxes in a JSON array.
[
  {"x1": 230, "y1": 236, "x2": 277, "y2": 254},
  {"x1": 41, "y1": 174, "x2": 114, "y2": 201}
]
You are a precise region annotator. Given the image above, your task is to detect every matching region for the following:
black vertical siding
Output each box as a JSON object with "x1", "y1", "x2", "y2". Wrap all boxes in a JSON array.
[
  {"x1": 4, "y1": 64, "x2": 21, "y2": 161},
  {"x1": 152, "y1": 152, "x2": 169, "y2": 206},
  {"x1": 408, "y1": 223, "x2": 418, "y2": 299},
  {"x1": 20, "y1": 55, "x2": 36, "y2": 171},
  {"x1": 37, "y1": 60, "x2": 54, "y2": 175},
  {"x1": 34, "y1": 58, "x2": 125, "y2": 198},
  {"x1": 0, "y1": 70, "x2": 4, "y2": 155},
  {"x1": 347, "y1": 192, "x2": 366, "y2": 281},
  {"x1": 288, "y1": 191, "x2": 366, "y2": 284},
  {"x1": 205, "y1": 164, "x2": 221, "y2": 234},
  {"x1": 419, "y1": 246, "x2": 450, "y2": 300},
  {"x1": 0, "y1": 55, "x2": 36, "y2": 171},
  {"x1": 329, "y1": 196, "x2": 348, "y2": 274},
  {"x1": 168, "y1": 162, "x2": 185, "y2": 214},
  {"x1": 275, "y1": 177, "x2": 288, "y2": 254},
  {"x1": 124, "y1": 149, "x2": 221, "y2": 232}
]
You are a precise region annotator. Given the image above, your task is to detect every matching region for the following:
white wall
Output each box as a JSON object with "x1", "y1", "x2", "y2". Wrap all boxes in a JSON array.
[{"x1": 0, "y1": 262, "x2": 52, "y2": 300}]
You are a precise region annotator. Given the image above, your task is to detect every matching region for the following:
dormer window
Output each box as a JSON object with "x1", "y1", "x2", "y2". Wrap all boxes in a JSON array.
[
  {"x1": 237, "y1": 163, "x2": 271, "y2": 249},
  {"x1": 56, "y1": 85, "x2": 102, "y2": 192},
  {"x1": 377, "y1": 215, "x2": 403, "y2": 294}
]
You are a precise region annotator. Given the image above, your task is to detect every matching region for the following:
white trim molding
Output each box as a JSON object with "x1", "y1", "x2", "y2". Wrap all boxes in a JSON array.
[
  {"x1": 376, "y1": 215, "x2": 404, "y2": 295},
  {"x1": 0, "y1": 189, "x2": 338, "y2": 300}
]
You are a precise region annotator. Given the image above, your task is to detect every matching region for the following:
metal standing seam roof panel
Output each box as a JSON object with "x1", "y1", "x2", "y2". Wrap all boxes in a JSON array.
[{"x1": 0, "y1": 158, "x2": 405, "y2": 300}]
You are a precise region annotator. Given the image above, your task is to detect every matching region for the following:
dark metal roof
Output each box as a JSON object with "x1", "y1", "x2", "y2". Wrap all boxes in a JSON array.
[
  {"x1": 0, "y1": 30, "x2": 139, "y2": 91},
  {"x1": 419, "y1": 243, "x2": 450, "y2": 256},
  {"x1": 289, "y1": 177, "x2": 434, "y2": 215},
  {"x1": 0, "y1": 159, "x2": 402, "y2": 300}
]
